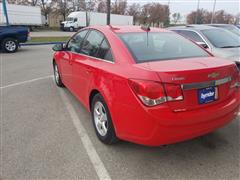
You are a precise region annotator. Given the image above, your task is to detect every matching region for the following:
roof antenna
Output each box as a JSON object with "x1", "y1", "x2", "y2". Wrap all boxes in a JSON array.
[{"x1": 141, "y1": 25, "x2": 151, "y2": 47}]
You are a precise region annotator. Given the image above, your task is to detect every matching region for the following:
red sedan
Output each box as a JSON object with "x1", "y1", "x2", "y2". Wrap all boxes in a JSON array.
[{"x1": 52, "y1": 26, "x2": 240, "y2": 146}]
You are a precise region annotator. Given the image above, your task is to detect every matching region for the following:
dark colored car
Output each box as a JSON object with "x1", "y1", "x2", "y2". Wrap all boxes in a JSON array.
[{"x1": 0, "y1": 26, "x2": 29, "y2": 53}]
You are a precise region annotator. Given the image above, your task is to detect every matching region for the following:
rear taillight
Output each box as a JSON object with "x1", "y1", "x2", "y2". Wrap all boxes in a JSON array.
[{"x1": 128, "y1": 79, "x2": 183, "y2": 107}]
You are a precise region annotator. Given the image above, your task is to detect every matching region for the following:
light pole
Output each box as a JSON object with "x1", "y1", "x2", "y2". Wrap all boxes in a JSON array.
[
  {"x1": 107, "y1": 0, "x2": 111, "y2": 25},
  {"x1": 168, "y1": 0, "x2": 170, "y2": 6},
  {"x1": 211, "y1": 0, "x2": 217, "y2": 24},
  {"x1": 2, "y1": 0, "x2": 9, "y2": 26},
  {"x1": 195, "y1": 0, "x2": 200, "y2": 24}
]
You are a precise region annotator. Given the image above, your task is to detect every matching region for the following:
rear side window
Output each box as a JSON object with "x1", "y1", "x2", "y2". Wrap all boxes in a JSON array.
[
  {"x1": 118, "y1": 32, "x2": 209, "y2": 63},
  {"x1": 97, "y1": 39, "x2": 113, "y2": 61},
  {"x1": 81, "y1": 30, "x2": 104, "y2": 57},
  {"x1": 175, "y1": 30, "x2": 204, "y2": 42},
  {"x1": 67, "y1": 30, "x2": 88, "y2": 53}
]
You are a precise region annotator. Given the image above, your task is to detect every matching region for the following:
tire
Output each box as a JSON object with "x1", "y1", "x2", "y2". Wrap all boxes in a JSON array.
[
  {"x1": 53, "y1": 62, "x2": 64, "y2": 87},
  {"x1": 69, "y1": 27, "x2": 74, "y2": 32},
  {"x1": 91, "y1": 94, "x2": 119, "y2": 145},
  {"x1": 1, "y1": 38, "x2": 18, "y2": 53}
]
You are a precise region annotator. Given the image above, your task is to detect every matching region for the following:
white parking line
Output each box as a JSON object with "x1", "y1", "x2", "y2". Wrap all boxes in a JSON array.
[
  {"x1": 59, "y1": 89, "x2": 111, "y2": 180},
  {"x1": 0, "y1": 75, "x2": 53, "y2": 89}
]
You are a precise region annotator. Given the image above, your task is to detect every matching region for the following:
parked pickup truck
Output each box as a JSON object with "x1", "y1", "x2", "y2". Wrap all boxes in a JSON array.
[{"x1": 0, "y1": 26, "x2": 29, "y2": 53}]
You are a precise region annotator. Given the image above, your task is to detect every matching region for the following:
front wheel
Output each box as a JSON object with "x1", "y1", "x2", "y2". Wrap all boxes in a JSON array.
[
  {"x1": 91, "y1": 94, "x2": 119, "y2": 145},
  {"x1": 2, "y1": 38, "x2": 18, "y2": 53},
  {"x1": 53, "y1": 62, "x2": 64, "y2": 87},
  {"x1": 69, "y1": 27, "x2": 74, "y2": 32}
]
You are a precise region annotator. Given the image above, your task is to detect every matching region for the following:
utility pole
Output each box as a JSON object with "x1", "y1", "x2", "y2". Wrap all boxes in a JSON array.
[
  {"x1": 168, "y1": 0, "x2": 170, "y2": 6},
  {"x1": 195, "y1": 0, "x2": 200, "y2": 24},
  {"x1": 107, "y1": 0, "x2": 111, "y2": 25},
  {"x1": 211, "y1": 0, "x2": 217, "y2": 24},
  {"x1": 2, "y1": 0, "x2": 9, "y2": 26}
]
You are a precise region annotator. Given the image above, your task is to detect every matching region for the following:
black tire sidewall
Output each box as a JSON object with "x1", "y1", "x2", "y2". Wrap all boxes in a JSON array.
[
  {"x1": 2, "y1": 38, "x2": 18, "y2": 53},
  {"x1": 53, "y1": 62, "x2": 64, "y2": 87},
  {"x1": 91, "y1": 94, "x2": 118, "y2": 144},
  {"x1": 70, "y1": 27, "x2": 74, "y2": 32}
]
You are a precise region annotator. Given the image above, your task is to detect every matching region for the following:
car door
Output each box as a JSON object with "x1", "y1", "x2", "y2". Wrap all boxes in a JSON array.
[
  {"x1": 72, "y1": 30, "x2": 108, "y2": 104},
  {"x1": 60, "y1": 30, "x2": 88, "y2": 88}
]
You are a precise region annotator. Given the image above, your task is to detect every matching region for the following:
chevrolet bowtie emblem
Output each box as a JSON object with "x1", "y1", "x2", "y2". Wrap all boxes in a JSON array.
[{"x1": 208, "y1": 72, "x2": 220, "y2": 78}]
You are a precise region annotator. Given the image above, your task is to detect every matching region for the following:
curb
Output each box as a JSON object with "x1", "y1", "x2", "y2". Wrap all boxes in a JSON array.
[{"x1": 20, "y1": 42, "x2": 65, "y2": 46}]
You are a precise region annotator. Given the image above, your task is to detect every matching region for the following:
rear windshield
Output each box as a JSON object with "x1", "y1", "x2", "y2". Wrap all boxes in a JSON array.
[{"x1": 118, "y1": 32, "x2": 209, "y2": 63}]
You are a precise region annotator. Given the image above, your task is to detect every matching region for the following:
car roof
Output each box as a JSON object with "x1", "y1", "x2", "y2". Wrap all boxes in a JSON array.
[
  {"x1": 168, "y1": 24, "x2": 218, "y2": 31},
  {"x1": 207, "y1": 24, "x2": 236, "y2": 27},
  {"x1": 87, "y1": 25, "x2": 170, "y2": 33}
]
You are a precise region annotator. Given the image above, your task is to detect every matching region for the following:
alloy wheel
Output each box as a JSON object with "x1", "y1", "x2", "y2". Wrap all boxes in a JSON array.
[
  {"x1": 54, "y1": 64, "x2": 60, "y2": 84},
  {"x1": 94, "y1": 101, "x2": 108, "y2": 136},
  {"x1": 5, "y1": 40, "x2": 17, "y2": 52}
]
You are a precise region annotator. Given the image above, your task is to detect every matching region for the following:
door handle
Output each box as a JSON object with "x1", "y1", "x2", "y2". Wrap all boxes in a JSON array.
[{"x1": 86, "y1": 67, "x2": 92, "y2": 74}]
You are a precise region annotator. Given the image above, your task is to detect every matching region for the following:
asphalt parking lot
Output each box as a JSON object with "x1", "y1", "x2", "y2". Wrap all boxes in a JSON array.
[{"x1": 0, "y1": 45, "x2": 239, "y2": 180}]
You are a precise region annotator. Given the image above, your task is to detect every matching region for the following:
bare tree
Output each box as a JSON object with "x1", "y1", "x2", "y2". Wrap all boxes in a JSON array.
[
  {"x1": 40, "y1": 0, "x2": 52, "y2": 24},
  {"x1": 214, "y1": 10, "x2": 235, "y2": 24},
  {"x1": 187, "y1": 9, "x2": 235, "y2": 24},
  {"x1": 139, "y1": 3, "x2": 151, "y2": 25},
  {"x1": 9, "y1": 0, "x2": 38, "y2": 6},
  {"x1": 111, "y1": 0, "x2": 127, "y2": 15},
  {"x1": 139, "y1": 3, "x2": 170, "y2": 27},
  {"x1": 97, "y1": 0, "x2": 107, "y2": 13},
  {"x1": 235, "y1": 13, "x2": 240, "y2": 24},
  {"x1": 51, "y1": 0, "x2": 73, "y2": 21},
  {"x1": 187, "y1": 9, "x2": 207, "y2": 24},
  {"x1": 127, "y1": 3, "x2": 141, "y2": 25},
  {"x1": 172, "y1": 13, "x2": 181, "y2": 24}
]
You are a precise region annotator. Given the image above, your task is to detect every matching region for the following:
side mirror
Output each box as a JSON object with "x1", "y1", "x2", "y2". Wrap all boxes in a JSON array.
[
  {"x1": 52, "y1": 44, "x2": 64, "y2": 51},
  {"x1": 196, "y1": 42, "x2": 208, "y2": 49}
]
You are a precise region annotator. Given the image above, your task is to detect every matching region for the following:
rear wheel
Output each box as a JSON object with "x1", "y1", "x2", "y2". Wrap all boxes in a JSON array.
[
  {"x1": 53, "y1": 62, "x2": 64, "y2": 87},
  {"x1": 91, "y1": 94, "x2": 118, "y2": 145},
  {"x1": 2, "y1": 38, "x2": 18, "y2": 53}
]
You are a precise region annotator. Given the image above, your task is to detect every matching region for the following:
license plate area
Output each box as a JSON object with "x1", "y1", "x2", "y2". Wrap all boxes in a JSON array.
[{"x1": 198, "y1": 86, "x2": 218, "y2": 104}]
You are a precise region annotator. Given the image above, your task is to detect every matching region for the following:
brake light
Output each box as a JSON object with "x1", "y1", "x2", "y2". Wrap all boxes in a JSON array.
[{"x1": 128, "y1": 79, "x2": 183, "y2": 107}]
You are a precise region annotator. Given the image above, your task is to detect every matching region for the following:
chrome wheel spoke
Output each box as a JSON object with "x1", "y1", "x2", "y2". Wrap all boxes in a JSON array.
[
  {"x1": 5, "y1": 41, "x2": 16, "y2": 51},
  {"x1": 101, "y1": 122, "x2": 108, "y2": 134},
  {"x1": 94, "y1": 101, "x2": 108, "y2": 136}
]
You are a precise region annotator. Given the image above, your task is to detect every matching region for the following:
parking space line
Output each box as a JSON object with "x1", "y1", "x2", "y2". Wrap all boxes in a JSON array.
[
  {"x1": 59, "y1": 89, "x2": 111, "y2": 180},
  {"x1": 0, "y1": 75, "x2": 53, "y2": 89}
]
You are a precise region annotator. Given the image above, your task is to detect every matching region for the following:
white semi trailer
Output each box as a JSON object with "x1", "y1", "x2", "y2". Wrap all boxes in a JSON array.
[
  {"x1": 0, "y1": 2, "x2": 43, "y2": 27},
  {"x1": 61, "y1": 11, "x2": 133, "y2": 31}
]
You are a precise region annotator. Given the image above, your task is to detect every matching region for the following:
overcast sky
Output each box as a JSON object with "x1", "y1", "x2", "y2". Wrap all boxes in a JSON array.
[{"x1": 126, "y1": 0, "x2": 240, "y2": 16}]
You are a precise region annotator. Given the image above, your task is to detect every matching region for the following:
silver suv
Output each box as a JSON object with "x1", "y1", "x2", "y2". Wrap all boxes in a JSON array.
[{"x1": 168, "y1": 25, "x2": 240, "y2": 70}]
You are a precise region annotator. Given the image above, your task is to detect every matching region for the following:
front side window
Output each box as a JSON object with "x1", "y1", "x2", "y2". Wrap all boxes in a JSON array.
[
  {"x1": 81, "y1": 30, "x2": 104, "y2": 57},
  {"x1": 118, "y1": 32, "x2": 209, "y2": 63},
  {"x1": 67, "y1": 30, "x2": 88, "y2": 53},
  {"x1": 201, "y1": 29, "x2": 240, "y2": 48}
]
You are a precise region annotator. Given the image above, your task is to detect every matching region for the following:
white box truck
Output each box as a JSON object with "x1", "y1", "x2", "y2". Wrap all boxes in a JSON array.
[
  {"x1": 0, "y1": 2, "x2": 43, "y2": 27},
  {"x1": 60, "y1": 11, "x2": 133, "y2": 31}
]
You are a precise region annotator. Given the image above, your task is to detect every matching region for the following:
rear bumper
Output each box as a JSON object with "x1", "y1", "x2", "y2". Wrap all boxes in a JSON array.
[
  {"x1": 142, "y1": 104, "x2": 239, "y2": 146},
  {"x1": 114, "y1": 93, "x2": 239, "y2": 146}
]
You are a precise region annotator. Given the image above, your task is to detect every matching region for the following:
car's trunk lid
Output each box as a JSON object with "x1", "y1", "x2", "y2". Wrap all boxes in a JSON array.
[{"x1": 136, "y1": 57, "x2": 238, "y2": 111}]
